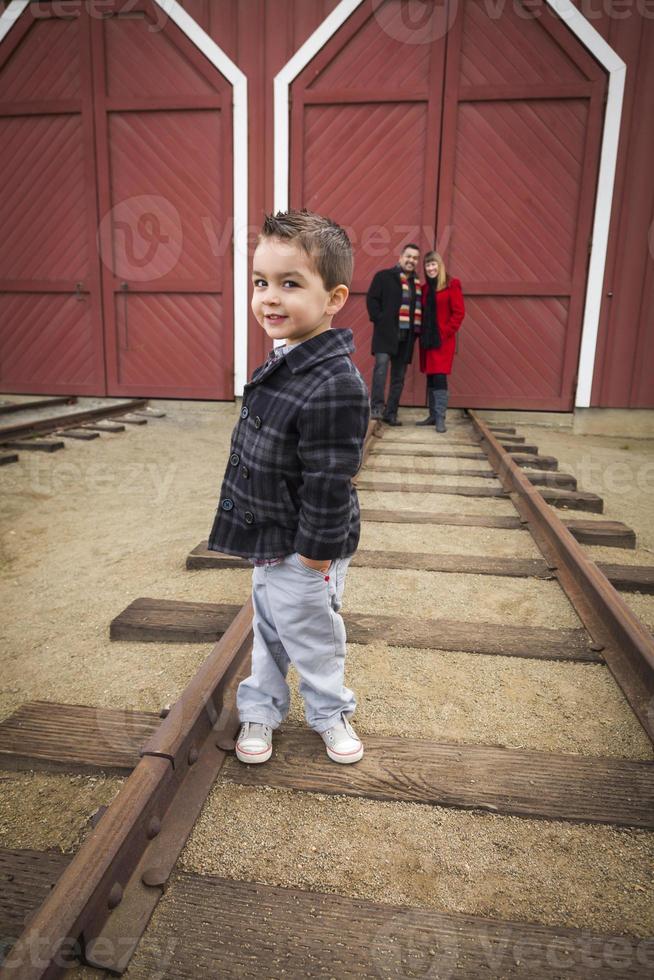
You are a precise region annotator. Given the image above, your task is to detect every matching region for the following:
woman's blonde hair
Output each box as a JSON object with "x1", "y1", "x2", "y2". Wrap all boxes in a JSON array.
[{"x1": 424, "y1": 250, "x2": 448, "y2": 291}]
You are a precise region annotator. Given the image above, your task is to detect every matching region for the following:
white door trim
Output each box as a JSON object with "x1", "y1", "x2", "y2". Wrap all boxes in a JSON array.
[
  {"x1": 273, "y1": 0, "x2": 625, "y2": 409},
  {"x1": 0, "y1": 0, "x2": 29, "y2": 45},
  {"x1": 0, "y1": 0, "x2": 249, "y2": 399}
]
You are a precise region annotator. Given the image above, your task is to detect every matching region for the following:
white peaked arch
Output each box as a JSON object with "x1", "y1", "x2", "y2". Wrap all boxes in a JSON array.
[{"x1": 273, "y1": 0, "x2": 626, "y2": 409}]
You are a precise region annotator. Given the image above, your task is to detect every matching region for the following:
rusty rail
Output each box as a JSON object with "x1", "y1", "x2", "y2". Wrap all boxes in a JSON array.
[
  {"x1": 2, "y1": 602, "x2": 254, "y2": 978},
  {"x1": 468, "y1": 410, "x2": 654, "y2": 743}
]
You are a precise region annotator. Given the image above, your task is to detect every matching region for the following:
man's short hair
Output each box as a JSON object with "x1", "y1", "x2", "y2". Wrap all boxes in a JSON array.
[
  {"x1": 401, "y1": 243, "x2": 420, "y2": 254},
  {"x1": 259, "y1": 209, "x2": 353, "y2": 289}
]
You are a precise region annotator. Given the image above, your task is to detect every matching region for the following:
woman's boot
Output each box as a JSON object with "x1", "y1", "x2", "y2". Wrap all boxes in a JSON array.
[
  {"x1": 434, "y1": 389, "x2": 448, "y2": 432},
  {"x1": 416, "y1": 380, "x2": 435, "y2": 425},
  {"x1": 415, "y1": 407, "x2": 435, "y2": 426}
]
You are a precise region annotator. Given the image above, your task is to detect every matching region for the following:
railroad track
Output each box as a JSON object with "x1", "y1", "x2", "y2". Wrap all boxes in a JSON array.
[
  {"x1": 1, "y1": 412, "x2": 653, "y2": 977},
  {"x1": 0, "y1": 397, "x2": 167, "y2": 462}
]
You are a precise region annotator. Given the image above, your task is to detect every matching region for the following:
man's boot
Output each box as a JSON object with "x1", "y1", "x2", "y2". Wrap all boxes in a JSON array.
[{"x1": 434, "y1": 389, "x2": 448, "y2": 433}]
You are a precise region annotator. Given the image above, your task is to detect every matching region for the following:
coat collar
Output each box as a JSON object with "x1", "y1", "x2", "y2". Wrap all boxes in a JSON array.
[
  {"x1": 282, "y1": 328, "x2": 355, "y2": 375},
  {"x1": 247, "y1": 329, "x2": 355, "y2": 387}
]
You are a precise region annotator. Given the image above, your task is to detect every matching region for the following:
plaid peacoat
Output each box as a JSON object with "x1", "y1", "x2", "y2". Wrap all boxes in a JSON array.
[{"x1": 207, "y1": 328, "x2": 370, "y2": 561}]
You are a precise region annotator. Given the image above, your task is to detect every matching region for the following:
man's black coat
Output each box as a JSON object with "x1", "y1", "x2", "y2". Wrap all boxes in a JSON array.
[{"x1": 366, "y1": 266, "x2": 417, "y2": 364}]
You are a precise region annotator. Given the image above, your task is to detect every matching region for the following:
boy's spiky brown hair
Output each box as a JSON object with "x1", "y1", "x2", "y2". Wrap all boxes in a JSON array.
[{"x1": 259, "y1": 209, "x2": 353, "y2": 289}]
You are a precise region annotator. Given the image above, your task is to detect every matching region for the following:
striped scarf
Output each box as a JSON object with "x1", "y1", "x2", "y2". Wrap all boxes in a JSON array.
[{"x1": 399, "y1": 270, "x2": 421, "y2": 328}]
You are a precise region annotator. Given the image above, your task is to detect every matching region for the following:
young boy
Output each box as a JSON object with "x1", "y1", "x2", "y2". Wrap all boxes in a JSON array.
[{"x1": 207, "y1": 210, "x2": 370, "y2": 765}]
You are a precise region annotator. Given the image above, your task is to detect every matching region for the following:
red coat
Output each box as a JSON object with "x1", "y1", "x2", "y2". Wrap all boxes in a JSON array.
[{"x1": 418, "y1": 277, "x2": 465, "y2": 375}]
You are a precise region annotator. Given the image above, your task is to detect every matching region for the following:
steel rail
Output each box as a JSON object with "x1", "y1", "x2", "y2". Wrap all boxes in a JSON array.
[
  {"x1": 2, "y1": 418, "x2": 381, "y2": 979},
  {"x1": 0, "y1": 399, "x2": 148, "y2": 441},
  {"x1": 1, "y1": 599, "x2": 254, "y2": 979},
  {"x1": 468, "y1": 410, "x2": 654, "y2": 743}
]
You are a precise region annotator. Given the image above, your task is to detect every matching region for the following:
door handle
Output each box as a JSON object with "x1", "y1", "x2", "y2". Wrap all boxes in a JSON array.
[
  {"x1": 74, "y1": 282, "x2": 85, "y2": 301},
  {"x1": 120, "y1": 282, "x2": 130, "y2": 350}
]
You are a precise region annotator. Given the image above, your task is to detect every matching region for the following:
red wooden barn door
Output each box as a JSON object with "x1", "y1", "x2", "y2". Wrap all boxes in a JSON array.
[
  {"x1": 289, "y1": 0, "x2": 448, "y2": 404},
  {"x1": 91, "y1": 0, "x2": 234, "y2": 399},
  {"x1": 289, "y1": 0, "x2": 606, "y2": 410},
  {"x1": 0, "y1": 7, "x2": 106, "y2": 395},
  {"x1": 439, "y1": 1, "x2": 606, "y2": 410}
]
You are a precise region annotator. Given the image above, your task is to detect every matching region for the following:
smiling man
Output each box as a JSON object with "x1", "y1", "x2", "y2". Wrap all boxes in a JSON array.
[{"x1": 366, "y1": 243, "x2": 422, "y2": 425}]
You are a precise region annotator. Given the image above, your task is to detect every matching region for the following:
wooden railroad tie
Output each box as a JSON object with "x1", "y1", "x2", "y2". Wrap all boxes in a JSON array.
[
  {"x1": 361, "y1": 509, "x2": 636, "y2": 548},
  {"x1": 372, "y1": 447, "x2": 559, "y2": 470},
  {"x1": 0, "y1": 701, "x2": 159, "y2": 775},
  {"x1": 1, "y1": 705, "x2": 652, "y2": 829},
  {"x1": 225, "y1": 728, "x2": 654, "y2": 829},
  {"x1": 355, "y1": 477, "x2": 604, "y2": 513},
  {"x1": 82, "y1": 421, "x2": 126, "y2": 433},
  {"x1": 119, "y1": 871, "x2": 652, "y2": 980},
  {"x1": 2, "y1": 853, "x2": 651, "y2": 978},
  {"x1": 133, "y1": 407, "x2": 166, "y2": 418},
  {"x1": 0, "y1": 848, "x2": 71, "y2": 958},
  {"x1": 382, "y1": 434, "x2": 527, "y2": 447},
  {"x1": 109, "y1": 597, "x2": 600, "y2": 662},
  {"x1": 373, "y1": 441, "x2": 540, "y2": 455},
  {"x1": 0, "y1": 438, "x2": 65, "y2": 453},
  {"x1": 185, "y1": 543, "x2": 654, "y2": 593},
  {"x1": 0, "y1": 453, "x2": 19, "y2": 466},
  {"x1": 56, "y1": 429, "x2": 101, "y2": 441},
  {"x1": 365, "y1": 462, "x2": 578, "y2": 489}
]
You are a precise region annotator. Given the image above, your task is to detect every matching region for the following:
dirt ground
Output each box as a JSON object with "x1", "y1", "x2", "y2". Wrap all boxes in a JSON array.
[
  {"x1": 1, "y1": 400, "x2": 653, "y2": 947},
  {"x1": 182, "y1": 784, "x2": 654, "y2": 937}
]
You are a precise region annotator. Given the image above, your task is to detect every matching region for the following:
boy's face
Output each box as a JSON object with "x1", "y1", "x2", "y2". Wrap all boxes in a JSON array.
[{"x1": 251, "y1": 237, "x2": 348, "y2": 346}]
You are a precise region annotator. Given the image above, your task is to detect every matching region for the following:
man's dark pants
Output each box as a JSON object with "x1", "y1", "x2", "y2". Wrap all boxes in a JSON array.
[{"x1": 370, "y1": 333, "x2": 411, "y2": 420}]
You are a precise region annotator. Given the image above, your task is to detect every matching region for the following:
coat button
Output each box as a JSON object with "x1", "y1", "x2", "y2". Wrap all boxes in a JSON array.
[
  {"x1": 241, "y1": 465, "x2": 250, "y2": 479},
  {"x1": 230, "y1": 452, "x2": 240, "y2": 466},
  {"x1": 221, "y1": 498, "x2": 234, "y2": 511},
  {"x1": 240, "y1": 406, "x2": 249, "y2": 419},
  {"x1": 244, "y1": 511, "x2": 255, "y2": 525},
  {"x1": 254, "y1": 416, "x2": 262, "y2": 429}
]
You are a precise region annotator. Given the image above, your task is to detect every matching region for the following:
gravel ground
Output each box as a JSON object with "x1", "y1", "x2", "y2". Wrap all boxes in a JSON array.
[
  {"x1": 285, "y1": 645, "x2": 653, "y2": 759},
  {"x1": 358, "y1": 489, "x2": 519, "y2": 516},
  {"x1": 584, "y1": 544, "x2": 654, "y2": 565},
  {"x1": 360, "y1": 468, "x2": 502, "y2": 488},
  {"x1": 345, "y1": 567, "x2": 581, "y2": 628},
  {"x1": 181, "y1": 784, "x2": 654, "y2": 938},
  {"x1": 366, "y1": 456, "x2": 495, "y2": 474},
  {"x1": 0, "y1": 402, "x2": 246, "y2": 723},
  {"x1": 0, "y1": 771, "x2": 121, "y2": 851},
  {"x1": 359, "y1": 521, "x2": 542, "y2": 558},
  {"x1": 518, "y1": 426, "x2": 654, "y2": 551},
  {"x1": 619, "y1": 594, "x2": 654, "y2": 631}
]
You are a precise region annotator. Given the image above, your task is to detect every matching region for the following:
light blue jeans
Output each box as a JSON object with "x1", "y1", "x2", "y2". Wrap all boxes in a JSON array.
[{"x1": 237, "y1": 553, "x2": 356, "y2": 733}]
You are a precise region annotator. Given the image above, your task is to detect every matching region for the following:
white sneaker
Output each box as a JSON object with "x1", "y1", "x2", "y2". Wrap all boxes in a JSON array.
[
  {"x1": 320, "y1": 716, "x2": 364, "y2": 764},
  {"x1": 235, "y1": 722, "x2": 273, "y2": 764}
]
